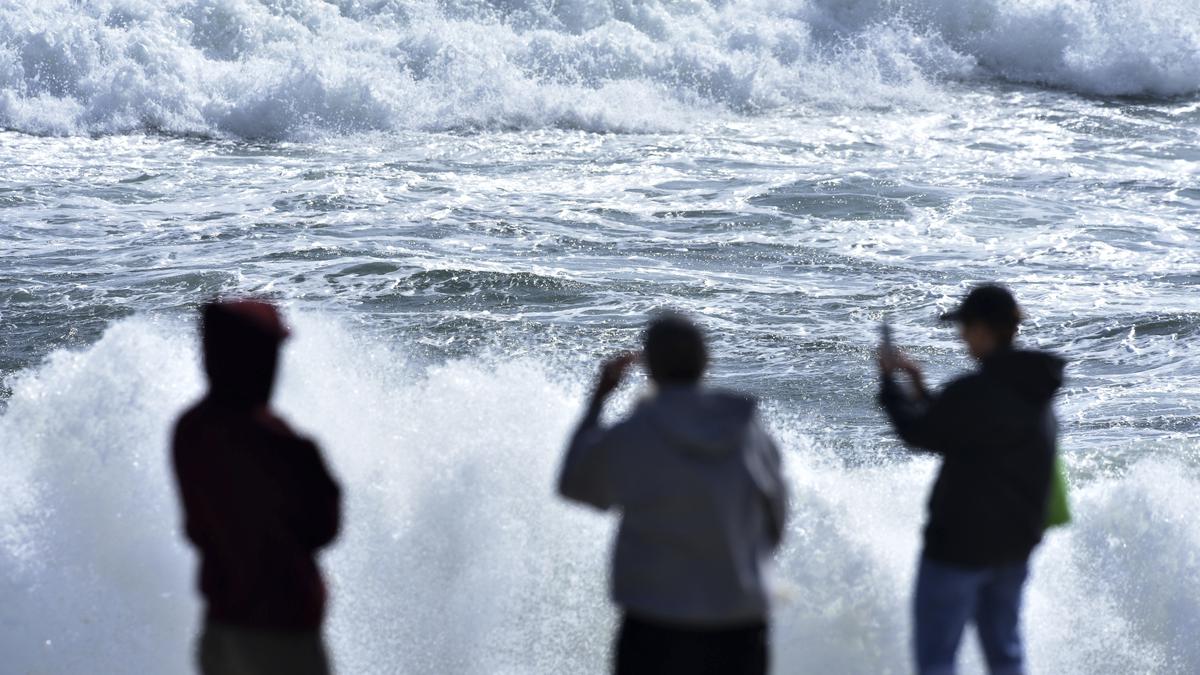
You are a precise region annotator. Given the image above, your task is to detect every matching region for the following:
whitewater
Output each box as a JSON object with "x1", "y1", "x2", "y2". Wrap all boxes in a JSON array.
[
  {"x1": 2, "y1": 0, "x2": 1200, "y2": 673},
  {"x1": 3, "y1": 0, "x2": 1199, "y2": 136}
]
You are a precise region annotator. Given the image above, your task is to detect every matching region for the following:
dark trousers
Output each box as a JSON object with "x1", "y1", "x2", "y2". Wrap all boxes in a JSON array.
[{"x1": 615, "y1": 614, "x2": 768, "y2": 675}]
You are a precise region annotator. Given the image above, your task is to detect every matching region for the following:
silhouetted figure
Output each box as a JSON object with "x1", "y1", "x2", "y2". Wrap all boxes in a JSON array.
[
  {"x1": 558, "y1": 313, "x2": 788, "y2": 675},
  {"x1": 172, "y1": 300, "x2": 341, "y2": 675},
  {"x1": 879, "y1": 285, "x2": 1063, "y2": 675}
]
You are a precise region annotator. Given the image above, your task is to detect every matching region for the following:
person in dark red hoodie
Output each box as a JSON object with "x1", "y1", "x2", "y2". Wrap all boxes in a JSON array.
[{"x1": 172, "y1": 300, "x2": 341, "y2": 675}]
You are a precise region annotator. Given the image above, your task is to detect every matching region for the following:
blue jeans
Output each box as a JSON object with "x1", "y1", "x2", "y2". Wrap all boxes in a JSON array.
[{"x1": 914, "y1": 555, "x2": 1029, "y2": 675}]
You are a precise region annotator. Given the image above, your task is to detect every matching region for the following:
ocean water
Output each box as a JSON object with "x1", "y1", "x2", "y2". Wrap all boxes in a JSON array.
[{"x1": 2, "y1": 0, "x2": 1199, "y2": 673}]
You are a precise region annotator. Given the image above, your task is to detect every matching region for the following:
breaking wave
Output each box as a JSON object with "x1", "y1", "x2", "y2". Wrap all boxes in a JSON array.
[
  {"x1": 1, "y1": 314, "x2": 1197, "y2": 673},
  {"x1": 0, "y1": 0, "x2": 1196, "y2": 138}
]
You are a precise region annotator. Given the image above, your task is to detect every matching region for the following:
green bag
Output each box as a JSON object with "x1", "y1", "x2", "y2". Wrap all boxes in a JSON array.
[{"x1": 1045, "y1": 455, "x2": 1071, "y2": 529}]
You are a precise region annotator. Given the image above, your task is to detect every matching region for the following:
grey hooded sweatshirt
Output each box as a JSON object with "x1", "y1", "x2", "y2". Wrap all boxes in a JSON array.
[{"x1": 558, "y1": 386, "x2": 788, "y2": 627}]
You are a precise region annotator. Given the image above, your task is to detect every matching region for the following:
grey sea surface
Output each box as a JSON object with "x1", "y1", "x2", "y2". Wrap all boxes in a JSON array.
[
  {"x1": 4, "y1": 85, "x2": 1198, "y2": 466},
  {"x1": 3, "y1": 71, "x2": 1200, "y2": 675}
]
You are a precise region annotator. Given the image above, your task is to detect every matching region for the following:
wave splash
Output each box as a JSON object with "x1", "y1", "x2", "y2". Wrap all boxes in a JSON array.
[
  {"x1": 1, "y1": 315, "x2": 1197, "y2": 673},
  {"x1": 0, "y1": 0, "x2": 1196, "y2": 138}
]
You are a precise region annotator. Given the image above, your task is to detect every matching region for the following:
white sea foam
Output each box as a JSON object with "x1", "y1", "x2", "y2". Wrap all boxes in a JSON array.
[
  {"x1": 1, "y1": 0, "x2": 1196, "y2": 138},
  {"x1": 1, "y1": 314, "x2": 1197, "y2": 673}
]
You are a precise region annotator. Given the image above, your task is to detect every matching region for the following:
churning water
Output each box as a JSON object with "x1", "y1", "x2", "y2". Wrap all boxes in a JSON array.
[{"x1": 1, "y1": 0, "x2": 1199, "y2": 673}]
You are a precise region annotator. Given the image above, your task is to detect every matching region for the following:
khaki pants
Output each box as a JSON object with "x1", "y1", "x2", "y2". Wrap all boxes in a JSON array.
[{"x1": 199, "y1": 620, "x2": 332, "y2": 675}]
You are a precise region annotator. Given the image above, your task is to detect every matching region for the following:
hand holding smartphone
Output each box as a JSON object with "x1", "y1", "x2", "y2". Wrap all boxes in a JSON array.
[{"x1": 877, "y1": 319, "x2": 927, "y2": 397}]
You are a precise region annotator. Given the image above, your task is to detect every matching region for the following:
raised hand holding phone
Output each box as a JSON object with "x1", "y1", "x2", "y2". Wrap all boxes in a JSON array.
[
  {"x1": 878, "y1": 317, "x2": 903, "y2": 373},
  {"x1": 878, "y1": 319, "x2": 928, "y2": 398}
]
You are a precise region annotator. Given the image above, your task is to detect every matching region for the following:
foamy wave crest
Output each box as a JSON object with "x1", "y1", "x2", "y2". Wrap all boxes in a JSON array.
[
  {"x1": 2, "y1": 314, "x2": 1198, "y2": 673},
  {"x1": 808, "y1": 0, "x2": 1200, "y2": 97},
  {"x1": 3, "y1": 0, "x2": 1194, "y2": 138}
]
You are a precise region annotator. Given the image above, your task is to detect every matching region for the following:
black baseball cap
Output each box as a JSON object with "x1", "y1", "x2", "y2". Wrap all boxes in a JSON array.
[{"x1": 940, "y1": 284, "x2": 1021, "y2": 327}]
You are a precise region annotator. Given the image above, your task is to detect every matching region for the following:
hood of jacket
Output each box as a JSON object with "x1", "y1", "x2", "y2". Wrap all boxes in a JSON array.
[
  {"x1": 645, "y1": 386, "x2": 758, "y2": 456},
  {"x1": 202, "y1": 300, "x2": 289, "y2": 408},
  {"x1": 983, "y1": 348, "x2": 1066, "y2": 405}
]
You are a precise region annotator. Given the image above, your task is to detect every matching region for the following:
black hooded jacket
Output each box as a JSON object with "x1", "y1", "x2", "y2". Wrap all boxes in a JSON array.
[{"x1": 880, "y1": 348, "x2": 1065, "y2": 567}]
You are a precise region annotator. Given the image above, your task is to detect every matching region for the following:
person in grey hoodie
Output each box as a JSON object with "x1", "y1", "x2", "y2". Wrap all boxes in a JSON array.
[{"x1": 558, "y1": 313, "x2": 788, "y2": 675}]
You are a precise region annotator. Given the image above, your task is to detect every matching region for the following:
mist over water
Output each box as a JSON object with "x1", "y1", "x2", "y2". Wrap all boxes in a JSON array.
[{"x1": 2, "y1": 0, "x2": 1200, "y2": 673}]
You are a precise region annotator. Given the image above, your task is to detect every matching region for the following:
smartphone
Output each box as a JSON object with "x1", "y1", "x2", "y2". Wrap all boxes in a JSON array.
[{"x1": 880, "y1": 318, "x2": 894, "y2": 355}]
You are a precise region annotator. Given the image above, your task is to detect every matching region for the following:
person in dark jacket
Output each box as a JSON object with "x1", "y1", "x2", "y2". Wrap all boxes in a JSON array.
[
  {"x1": 172, "y1": 300, "x2": 341, "y2": 675},
  {"x1": 559, "y1": 313, "x2": 788, "y2": 675},
  {"x1": 879, "y1": 284, "x2": 1064, "y2": 675}
]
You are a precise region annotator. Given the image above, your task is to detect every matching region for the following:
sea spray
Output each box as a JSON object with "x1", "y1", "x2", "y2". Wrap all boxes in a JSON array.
[
  {"x1": 0, "y1": 318, "x2": 200, "y2": 675},
  {"x1": 2, "y1": 314, "x2": 1198, "y2": 673}
]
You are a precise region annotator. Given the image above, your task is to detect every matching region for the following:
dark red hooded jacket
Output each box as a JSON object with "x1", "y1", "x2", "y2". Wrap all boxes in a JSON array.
[{"x1": 172, "y1": 301, "x2": 341, "y2": 631}]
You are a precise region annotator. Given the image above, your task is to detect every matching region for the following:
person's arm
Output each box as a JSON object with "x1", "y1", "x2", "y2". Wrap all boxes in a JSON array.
[
  {"x1": 172, "y1": 426, "x2": 216, "y2": 549},
  {"x1": 747, "y1": 420, "x2": 788, "y2": 550},
  {"x1": 557, "y1": 353, "x2": 636, "y2": 510},
  {"x1": 878, "y1": 353, "x2": 968, "y2": 455},
  {"x1": 293, "y1": 439, "x2": 342, "y2": 551},
  {"x1": 171, "y1": 418, "x2": 254, "y2": 594}
]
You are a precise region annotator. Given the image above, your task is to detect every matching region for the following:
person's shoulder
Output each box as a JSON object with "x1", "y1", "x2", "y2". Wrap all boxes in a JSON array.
[
  {"x1": 173, "y1": 399, "x2": 212, "y2": 439},
  {"x1": 939, "y1": 372, "x2": 987, "y2": 398},
  {"x1": 703, "y1": 389, "x2": 763, "y2": 435},
  {"x1": 629, "y1": 388, "x2": 757, "y2": 420},
  {"x1": 608, "y1": 402, "x2": 650, "y2": 434},
  {"x1": 598, "y1": 396, "x2": 665, "y2": 443},
  {"x1": 253, "y1": 408, "x2": 304, "y2": 439},
  {"x1": 1009, "y1": 348, "x2": 1068, "y2": 374},
  {"x1": 665, "y1": 386, "x2": 759, "y2": 411},
  {"x1": 252, "y1": 409, "x2": 323, "y2": 455},
  {"x1": 706, "y1": 387, "x2": 758, "y2": 407},
  {"x1": 171, "y1": 400, "x2": 218, "y2": 469}
]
